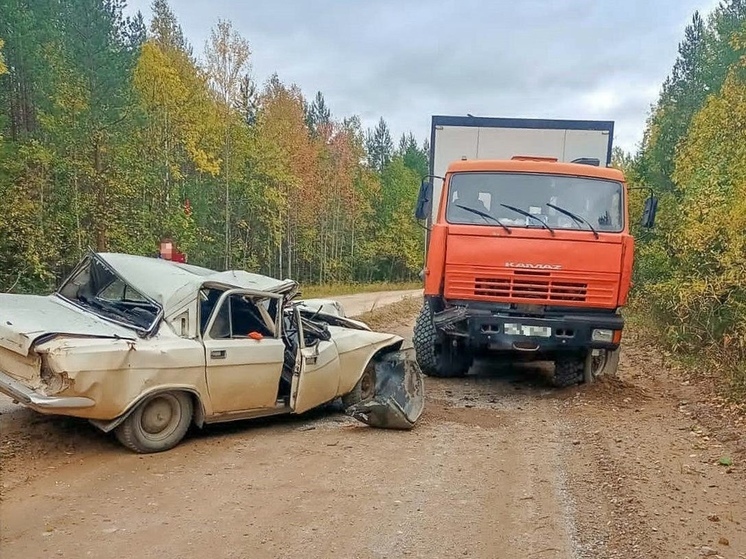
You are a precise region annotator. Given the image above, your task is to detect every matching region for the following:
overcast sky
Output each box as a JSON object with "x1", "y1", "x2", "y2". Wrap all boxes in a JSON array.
[{"x1": 125, "y1": 0, "x2": 721, "y2": 153}]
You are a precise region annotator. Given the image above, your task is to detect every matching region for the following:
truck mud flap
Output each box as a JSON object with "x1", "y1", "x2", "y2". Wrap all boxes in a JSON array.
[{"x1": 345, "y1": 350, "x2": 425, "y2": 430}]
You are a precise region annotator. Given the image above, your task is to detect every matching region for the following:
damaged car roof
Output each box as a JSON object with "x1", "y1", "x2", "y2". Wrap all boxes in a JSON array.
[{"x1": 95, "y1": 253, "x2": 298, "y2": 314}]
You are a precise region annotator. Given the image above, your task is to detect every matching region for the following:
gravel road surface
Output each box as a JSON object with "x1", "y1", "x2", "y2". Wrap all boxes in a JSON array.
[{"x1": 1, "y1": 292, "x2": 744, "y2": 558}]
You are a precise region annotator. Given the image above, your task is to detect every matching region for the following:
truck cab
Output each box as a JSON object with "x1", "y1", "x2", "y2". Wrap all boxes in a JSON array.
[{"x1": 413, "y1": 116, "x2": 657, "y2": 386}]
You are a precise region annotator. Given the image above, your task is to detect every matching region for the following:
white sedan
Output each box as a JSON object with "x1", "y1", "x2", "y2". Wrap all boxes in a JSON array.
[{"x1": 0, "y1": 252, "x2": 424, "y2": 453}]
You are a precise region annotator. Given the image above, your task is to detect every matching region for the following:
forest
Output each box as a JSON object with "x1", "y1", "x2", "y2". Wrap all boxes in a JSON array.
[
  {"x1": 2, "y1": 1, "x2": 746, "y2": 394},
  {"x1": 626, "y1": 0, "x2": 746, "y2": 395},
  {"x1": 0, "y1": 0, "x2": 428, "y2": 292}
]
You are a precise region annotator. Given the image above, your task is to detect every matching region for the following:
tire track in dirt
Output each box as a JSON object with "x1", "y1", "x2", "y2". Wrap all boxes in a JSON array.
[{"x1": 1, "y1": 295, "x2": 745, "y2": 558}]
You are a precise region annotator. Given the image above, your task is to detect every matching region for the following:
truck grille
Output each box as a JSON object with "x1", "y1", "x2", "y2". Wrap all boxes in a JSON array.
[
  {"x1": 475, "y1": 272, "x2": 587, "y2": 302},
  {"x1": 445, "y1": 267, "x2": 617, "y2": 307}
]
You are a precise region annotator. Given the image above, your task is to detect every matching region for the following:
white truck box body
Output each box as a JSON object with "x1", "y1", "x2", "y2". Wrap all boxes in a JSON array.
[{"x1": 428, "y1": 116, "x2": 614, "y2": 223}]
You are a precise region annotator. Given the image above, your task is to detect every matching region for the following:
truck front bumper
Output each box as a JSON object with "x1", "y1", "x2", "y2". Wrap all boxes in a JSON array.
[
  {"x1": 442, "y1": 308, "x2": 624, "y2": 353},
  {"x1": 0, "y1": 370, "x2": 96, "y2": 411}
]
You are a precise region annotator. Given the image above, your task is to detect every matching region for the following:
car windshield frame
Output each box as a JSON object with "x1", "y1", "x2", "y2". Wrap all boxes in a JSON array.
[
  {"x1": 444, "y1": 171, "x2": 625, "y2": 234},
  {"x1": 56, "y1": 253, "x2": 164, "y2": 337}
]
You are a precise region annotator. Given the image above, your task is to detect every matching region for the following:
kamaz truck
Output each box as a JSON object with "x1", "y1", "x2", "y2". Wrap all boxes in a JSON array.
[{"x1": 413, "y1": 115, "x2": 657, "y2": 386}]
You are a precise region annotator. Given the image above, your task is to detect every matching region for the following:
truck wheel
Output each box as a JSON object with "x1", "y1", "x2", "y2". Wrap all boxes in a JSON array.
[
  {"x1": 584, "y1": 348, "x2": 620, "y2": 382},
  {"x1": 552, "y1": 356, "x2": 584, "y2": 388},
  {"x1": 114, "y1": 391, "x2": 193, "y2": 453},
  {"x1": 413, "y1": 304, "x2": 471, "y2": 378}
]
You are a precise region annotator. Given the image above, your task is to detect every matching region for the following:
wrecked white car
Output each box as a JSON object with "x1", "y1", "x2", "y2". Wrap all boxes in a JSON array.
[{"x1": 0, "y1": 252, "x2": 424, "y2": 453}]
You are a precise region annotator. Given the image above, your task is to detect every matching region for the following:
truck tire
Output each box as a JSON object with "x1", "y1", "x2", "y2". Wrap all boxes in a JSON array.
[
  {"x1": 413, "y1": 303, "x2": 471, "y2": 378},
  {"x1": 584, "y1": 348, "x2": 620, "y2": 382},
  {"x1": 552, "y1": 355, "x2": 585, "y2": 388}
]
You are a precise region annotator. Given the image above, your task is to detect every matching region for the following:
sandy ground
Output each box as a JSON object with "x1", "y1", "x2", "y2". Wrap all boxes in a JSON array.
[
  {"x1": 324, "y1": 289, "x2": 423, "y2": 317},
  {"x1": 0, "y1": 292, "x2": 744, "y2": 559}
]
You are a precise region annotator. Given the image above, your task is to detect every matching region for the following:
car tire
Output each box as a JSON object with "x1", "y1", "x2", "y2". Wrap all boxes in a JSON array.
[
  {"x1": 552, "y1": 355, "x2": 585, "y2": 388},
  {"x1": 413, "y1": 303, "x2": 471, "y2": 378},
  {"x1": 115, "y1": 391, "x2": 194, "y2": 454},
  {"x1": 341, "y1": 362, "x2": 376, "y2": 408}
]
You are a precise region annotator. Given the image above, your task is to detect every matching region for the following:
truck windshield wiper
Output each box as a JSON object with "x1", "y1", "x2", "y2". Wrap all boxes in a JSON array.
[
  {"x1": 499, "y1": 204, "x2": 555, "y2": 235},
  {"x1": 453, "y1": 204, "x2": 511, "y2": 234},
  {"x1": 546, "y1": 203, "x2": 599, "y2": 239}
]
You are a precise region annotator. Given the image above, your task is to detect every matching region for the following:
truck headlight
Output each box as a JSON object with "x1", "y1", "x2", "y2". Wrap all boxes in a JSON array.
[{"x1": 591, "y1": 329, "x2": 614, "y2": 343}]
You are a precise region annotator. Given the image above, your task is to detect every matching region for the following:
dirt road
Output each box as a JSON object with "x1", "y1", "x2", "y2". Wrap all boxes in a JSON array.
[
  {"x1": 1, "y1": 293, "x2": 744, "y2": 558},
  {"x1": 324, "y1": 289, "x2": 423, "y2": 317}
]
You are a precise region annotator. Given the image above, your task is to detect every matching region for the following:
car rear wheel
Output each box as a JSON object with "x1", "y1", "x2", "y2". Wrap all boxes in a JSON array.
[{"x1": 115, "y1": 391, "x2": 193, "y2": 453}]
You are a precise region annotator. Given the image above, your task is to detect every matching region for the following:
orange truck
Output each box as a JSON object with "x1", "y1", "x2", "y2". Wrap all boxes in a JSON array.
[{"x1": 413, "y1": 116, "x2": 658, "y2": 386}]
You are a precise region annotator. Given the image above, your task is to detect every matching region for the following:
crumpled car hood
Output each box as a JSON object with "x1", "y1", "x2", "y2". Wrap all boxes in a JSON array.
[
  {"x1": 346, "y1": 349, "x2": 425, "y2": 429},
  {"x1": 0, "y1": 294, "x2": 136, "y2": 356}
]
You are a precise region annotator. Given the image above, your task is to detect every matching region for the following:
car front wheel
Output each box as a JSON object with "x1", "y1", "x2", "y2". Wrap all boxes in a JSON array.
[
  {"x1": 115, "y1": 391, "x2": 194, "y2": 453},
  {"x1": 341, "y1": 363, "x2": 376, "y2": 408}
]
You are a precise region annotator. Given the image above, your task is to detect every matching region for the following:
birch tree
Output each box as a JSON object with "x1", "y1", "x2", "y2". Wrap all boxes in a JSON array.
[{"x1": 204, "y1": 19, "x2": 251, "y2": 268}]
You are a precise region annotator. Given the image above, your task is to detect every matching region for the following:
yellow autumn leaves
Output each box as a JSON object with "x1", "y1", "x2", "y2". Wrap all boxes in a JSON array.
[
  {"x1": 635, "y1": 30, "x2": 746, "y2": 394},
  {"x1": 0, "y1": 39, "x2": 6, "y2": 75}
]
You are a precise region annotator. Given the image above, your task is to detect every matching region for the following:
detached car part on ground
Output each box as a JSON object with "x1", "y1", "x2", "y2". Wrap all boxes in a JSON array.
[{"x1": 0, "y1": 252, "x2": 424, "y2": 453}]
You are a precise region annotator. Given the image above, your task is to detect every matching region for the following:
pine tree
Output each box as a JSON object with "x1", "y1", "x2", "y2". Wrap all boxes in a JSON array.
[
  {"x1": 398, "y1": 132, "x2": 428, "y2": 176},
  {"x1": 306, "y1": 91, "x2": 331, "y2": 135},
  {"x1": 150, "y1": 0, "x2": 191, "y2": 56},
  {"x1": 365, "y1": 117, "x2": 393, "y2": 172}
]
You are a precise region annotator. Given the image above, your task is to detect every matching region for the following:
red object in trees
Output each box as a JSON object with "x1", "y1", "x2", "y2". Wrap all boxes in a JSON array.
[{"x1": 159, "y1": 238, "x2": 187, "y2": 263}]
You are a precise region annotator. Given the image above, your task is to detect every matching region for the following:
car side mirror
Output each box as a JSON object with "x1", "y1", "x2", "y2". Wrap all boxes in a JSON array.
[
  {"x1": 415, "y1": 179, "x2": 432, "y2": 221},
  {"x1": 641, "y1": 195, "x2": 658, "y2": 228}
]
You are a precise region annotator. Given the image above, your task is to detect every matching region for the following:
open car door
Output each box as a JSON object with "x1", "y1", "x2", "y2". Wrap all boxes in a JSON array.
[
  {"x1": 202, "y1": 288, "x2": 286, "y2": 414},
  {"x1": 290, "y1": 307, "x2": 342, "y2": 414}
]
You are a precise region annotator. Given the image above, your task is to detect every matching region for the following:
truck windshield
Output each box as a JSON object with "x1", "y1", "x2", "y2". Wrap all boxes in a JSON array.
[{"x1": 445, "y1": 172, "x2": 623, "y2": 233}]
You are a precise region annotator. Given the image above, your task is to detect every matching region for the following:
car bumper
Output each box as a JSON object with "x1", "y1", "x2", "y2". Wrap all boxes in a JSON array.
[
  {"x1": 0, "y1": 370, "x2": 95, "y2": 410},
  {"x1": 467, "y1": 312, "x2": 624, "y2": 353}
]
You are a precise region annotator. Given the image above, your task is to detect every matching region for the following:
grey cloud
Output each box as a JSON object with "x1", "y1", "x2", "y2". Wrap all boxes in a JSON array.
[{"x1": 127, "y1": 0, "x2": 721, "y2": 151}]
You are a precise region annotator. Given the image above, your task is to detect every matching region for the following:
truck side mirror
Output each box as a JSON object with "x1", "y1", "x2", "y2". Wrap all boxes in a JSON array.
[
  {"x1": 641, "y1": 195, "x2": 658, "y2": 228},
  {"x1": 415, "y1": 179, "x2": 432, "y2": 221}
]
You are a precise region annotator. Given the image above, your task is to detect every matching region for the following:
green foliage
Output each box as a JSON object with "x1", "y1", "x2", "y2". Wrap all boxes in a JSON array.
[
  {"x1": 365, "y1": 117, "x2": 394, "y2": 173},
  {"x1": 398, "y1": 132, "x2": 428, "y2": 177},
  {"x1": 0, "y1": 0, "x2": 426, "y2": 292},
  {"x1": 634, "y1": 0, "x2": 746, "y2": 397}
]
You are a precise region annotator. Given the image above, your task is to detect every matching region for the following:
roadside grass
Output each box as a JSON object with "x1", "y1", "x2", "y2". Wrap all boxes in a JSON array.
[
  {"x1": 627, "y1": 296, "x2": 746, "y2": 404},
  {"x1": 298, "y1": 281, "x2": 421, "y2": 299}
]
